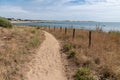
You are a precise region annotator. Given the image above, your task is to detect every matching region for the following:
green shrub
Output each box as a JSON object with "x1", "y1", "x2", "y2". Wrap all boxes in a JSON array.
[
  {"x1": 74, "y1": 68, "x2": 94, "y2": 80},
  {"x1": 68, "y1": 50, "x2": 76, "y2": 59},
  {"x1": 36, "y1": 26, "x2": 41, "y2": 29},
  {"x1": 0, "y1": 17, "x2": 12, "y2": 28},
  {"x1": 31, "y1": 29, "x2": 36, "y2": 34},
  {"x1": 63, "y1": 44, "x2": 72, "y2": 52}
]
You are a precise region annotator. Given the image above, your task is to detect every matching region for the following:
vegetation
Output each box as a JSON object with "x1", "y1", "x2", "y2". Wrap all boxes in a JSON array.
[
  {"x1": 68, "y1": 50, "x2": 76, "y2": 59},
  {"x1": 44, "y1": 27, "x2": 120, "y2": 80},
  {"x1": 30, "y1": 36, "x2": 40, "y2": 48},
  {"x1": 99, "y1": 66, "x2": 120, "y2": 80},
  {"x1": 74, "y1": 68, "x2": 94, "y2": 80},
  {"x1": 0, "y1": 26, "x2": 44, "y2": 80},
  {"x1": 109, "y1": 31, "x2": 120, "y2": 35},
  {"x1": 0, "y1": 17, "x2": 12, "y2": 28},
  {"x1": 63, "y1": 44, "x2": 72, "y2": 52}
]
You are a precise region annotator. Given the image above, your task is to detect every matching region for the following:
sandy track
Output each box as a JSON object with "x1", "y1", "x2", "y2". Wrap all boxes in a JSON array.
[{"x1": 27, "y1": 31, "x2": 67, "y2": 80}]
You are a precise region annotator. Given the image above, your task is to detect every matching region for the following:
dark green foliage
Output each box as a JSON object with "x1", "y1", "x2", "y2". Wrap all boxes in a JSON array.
[
  {"x1": 0, "y1": 17, "x2": 12, "y2": 28},
  {"x1": 68, "y1": 50, "x2": 76, "y2": 59},
  {"x1": 74, "y1": 68, "x2": 94, "y2": 80},
  {"x1": 36, "y1": 26, "x2": 41, "y2": 29},
  {"x1": 63, "y1": 44, "x2": 72, "y2": 52}
]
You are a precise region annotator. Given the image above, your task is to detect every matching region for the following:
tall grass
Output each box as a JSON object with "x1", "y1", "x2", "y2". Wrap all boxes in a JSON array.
[{"x1": 0, "y1": 26, "x2": 44, "y2": 80}]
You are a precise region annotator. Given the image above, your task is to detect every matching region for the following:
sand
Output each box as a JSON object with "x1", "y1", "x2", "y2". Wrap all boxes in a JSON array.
[{"x1": 26, "y1": 31, "x2": 67, "y2": 80}]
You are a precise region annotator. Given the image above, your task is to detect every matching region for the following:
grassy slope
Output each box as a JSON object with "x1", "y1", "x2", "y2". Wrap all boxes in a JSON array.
[
  {"x1": 44, "y1": 27, "x2": 120, "y2": 80},
  {"x1": 0, "y1": 26, "x2": 44, "y2": 80}
]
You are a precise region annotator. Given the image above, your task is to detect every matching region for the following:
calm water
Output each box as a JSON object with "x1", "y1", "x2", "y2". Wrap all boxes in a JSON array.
[{"x1": 13, "y1": 21, "x2": 120, "y2": 32}]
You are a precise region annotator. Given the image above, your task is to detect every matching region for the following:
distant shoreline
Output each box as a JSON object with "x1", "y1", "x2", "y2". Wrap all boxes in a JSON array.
[
  {"x1": 12, "y1": 21, "x2": 120, "y2": 32},
  {"x1": 11, "y1": 20, "x2": 98, "y2": 24},
  {"x1": 11, "y1": 21, "x2": 32, "y2": 23}
]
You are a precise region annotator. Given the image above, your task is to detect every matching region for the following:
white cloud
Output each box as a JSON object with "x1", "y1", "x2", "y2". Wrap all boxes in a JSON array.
[
  {"x1": 85, "y1": 0, "x2": 120, "y2": 5},
  {"x1": 31, "y1": 0, "x2": 120, "y2": 21},
  {"x1": 33, "y1": 0, "x2": 75, "y2": 6},
  {"x1": 0, "y1": 5, "x2": 40, "y2": 19},
  {"x1": 34, "y1": 0, "x2": 72, "y2": 3},
  {"x1": 1, "y1": 0, "x2": 120, "y2": 21},
  {"x1": 36, "y1": 0, "x2": 120, "y2": 21},
  {"x1": 0, "y1": 6, "x2": 28, "y2": 13}
]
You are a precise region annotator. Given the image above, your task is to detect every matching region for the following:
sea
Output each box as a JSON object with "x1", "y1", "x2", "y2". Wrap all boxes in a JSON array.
[{"x1": 13, "y1": 21, "x2": 120, "y2": 32}]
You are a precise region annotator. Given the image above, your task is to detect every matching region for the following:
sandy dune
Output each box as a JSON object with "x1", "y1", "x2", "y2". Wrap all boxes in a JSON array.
[{"x1": 26, "y1": 31, "x2": 67, "y2": 80}]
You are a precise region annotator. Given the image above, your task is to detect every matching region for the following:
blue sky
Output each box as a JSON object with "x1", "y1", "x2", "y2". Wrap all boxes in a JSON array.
[{"x1": 0, "y1": 0, "x2": 120, "y2": 22}]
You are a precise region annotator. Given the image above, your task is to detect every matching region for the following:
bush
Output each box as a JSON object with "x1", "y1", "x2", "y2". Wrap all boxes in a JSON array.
[
  {"x1": 36, "y1": 26, "x2": 41, "y2": 29},
  {"x1": 63, "y1": 44, "x2": 72, "y2": 52},
  {"x1": 74, "y1": 68, "x2": 94, "y2": 80},
  {"x1": 0, "y1": 17, "x2": 12, "y2": 28},
  {"x1": 68, "y1": 50, "x2": 76, "y2": 59}
]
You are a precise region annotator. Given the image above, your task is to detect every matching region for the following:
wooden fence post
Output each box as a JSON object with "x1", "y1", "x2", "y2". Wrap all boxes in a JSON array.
[
  {"x1": 88, "y1": 31, "x2": 92, "y2": 48},
  {"x1": 60, "y1": 27, "x2": 62, "y2": 32},
  {"x1": 54, "y1": 26, "x2": 55, "y2": 32},
  {"x1": 73, "y1": 29, "x2": 75, "y2": 39},
  {"x1": 65, "y1": 28, "x2": 67, "y2": 34},
  {"x1": 48, "y1": 26, "x2": 50, "y2": 31}
]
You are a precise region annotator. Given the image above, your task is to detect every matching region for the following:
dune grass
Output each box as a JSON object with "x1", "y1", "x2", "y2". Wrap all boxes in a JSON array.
[{"x1": 0, "y1": 26, "x2": 44, "y2": 80}]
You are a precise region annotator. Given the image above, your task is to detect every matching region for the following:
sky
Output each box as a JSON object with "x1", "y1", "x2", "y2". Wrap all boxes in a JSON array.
[{"x1": 0, "y1": 0, "x2": 120, "y2": 22}]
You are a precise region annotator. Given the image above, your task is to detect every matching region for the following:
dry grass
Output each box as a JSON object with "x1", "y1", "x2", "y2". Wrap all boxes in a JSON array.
[
  {"x1": 0, "y1": 26, "x2": 44, "y2": 80},
  {"x1": 44, "y1": 27, "x2": 120, "y2": 80}
]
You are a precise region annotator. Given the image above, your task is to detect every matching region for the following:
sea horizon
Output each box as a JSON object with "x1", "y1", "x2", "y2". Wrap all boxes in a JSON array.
[{"x1": 13, "y1": 20, "x2": 120, "y2": 32}]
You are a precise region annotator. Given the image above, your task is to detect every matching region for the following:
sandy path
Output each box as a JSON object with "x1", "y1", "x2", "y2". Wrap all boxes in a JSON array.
[{"x1": 27, "y1": 31, "x2": 67, "y2": 80}]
